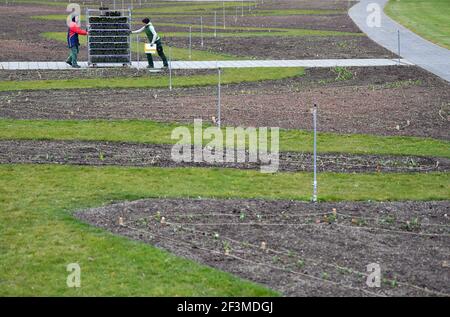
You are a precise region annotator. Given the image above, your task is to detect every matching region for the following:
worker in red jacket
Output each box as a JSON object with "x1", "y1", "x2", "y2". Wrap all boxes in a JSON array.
[{"x1": 66, "y1": 16, "x2": 88, "y2": 68}]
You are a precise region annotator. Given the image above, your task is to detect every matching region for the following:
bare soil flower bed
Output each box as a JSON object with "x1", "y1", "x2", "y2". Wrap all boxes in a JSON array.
[
  {"x1": 1, "y1": 140, "x2": 448, "y2": 173},
  {"x1": 75, "y1": 198, "x2": 450, "y2": 297},
  {"x1": 1, "y1": 67, "x2": 448, "y2": 140}
]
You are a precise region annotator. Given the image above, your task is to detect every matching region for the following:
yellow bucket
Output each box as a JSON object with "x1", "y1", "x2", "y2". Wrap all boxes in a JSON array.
[{"x1": 144, "y1": 43, "x2": 157, "y2": 54}]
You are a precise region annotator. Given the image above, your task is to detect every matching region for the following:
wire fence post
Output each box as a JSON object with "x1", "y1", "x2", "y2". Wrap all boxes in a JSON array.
[
  {"x1": 189, "y1": 26, "x2": 192, "y2": 60},
  {"x1": 223, "y1": 1, "x2": 226, "y2": 29},
  {"x1": 169, "y1": 46, "x2": 172, "y2": 91},
  {"x1": 217, "y1": 66, "x2": 221, "y2": 129},
  {"x1": 136, "y1": 34, "x2": 140, "y2": 67},
  {"x1": 214, "y1": 11, "x2": 217, "y2": 38},
  {"x1": 200, "y1": 16, "x2": 204, "y2": 47},
  {"x1": 312, "y1": 104, "x2": 318, "y2": 203}
]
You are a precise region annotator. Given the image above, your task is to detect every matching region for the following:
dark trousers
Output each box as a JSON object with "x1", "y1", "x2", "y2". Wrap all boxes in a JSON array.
[
  {"x1": 146, "y1": 39, "x2": 168, "y2": 68},
  {"x1": 66, "y1": 46, "x2": 79, "y2": 66}
]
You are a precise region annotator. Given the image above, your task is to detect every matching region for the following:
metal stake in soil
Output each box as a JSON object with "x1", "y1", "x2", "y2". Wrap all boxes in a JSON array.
[
  {"x1": 136, "y1": 34, "x2": 140, "y2": 66},
  {"x1": 169, "y1": 46, "x2": 173, "y2": 91},
  {"x1": 200, "y1": 16, "x2": 204, "y2": 47},
  {"x1": 217, "y1": 66, "x2": 222, "y2": 129},
  {"x1": 312, "y1": 104, "x2": 318, "y2": 203},
  {"x1": 214, "y1": 11, "x2": 217, "y2": 38},
  {"x1": 223, "y1": 1, "x2": 226, "y2": 30},
  {"x1": 189, "y1": 26, "x2": 192, "y2": 60}
]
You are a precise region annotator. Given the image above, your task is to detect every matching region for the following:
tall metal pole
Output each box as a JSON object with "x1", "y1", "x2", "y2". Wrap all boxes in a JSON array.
[
  {"x1": 136, "y1": 34, "x2": 140, "y2": 67},
  {"x1": 223, "y1": 1, "x2": 226, "y2": 29},
  {"x1": 217, "y1": 67, "x2": 221, "y2": 129},
  {"x1": 214, "y1": 11, "x2": 217, "y2": 38},
  {"x1": 169, "y1": 46, "x2": 172, "y2": 91},
  {"x1": 200, "y1": 16, "x2": 204, "y2": 47},
  {"x1": 189, "y1": 26, "x2": 192, "y2": 60},
  {"x1": 312, "y1": 104, "x2": 318, "y2": 203}
]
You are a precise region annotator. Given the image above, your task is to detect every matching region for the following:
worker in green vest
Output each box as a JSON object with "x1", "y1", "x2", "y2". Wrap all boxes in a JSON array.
[{"x1": 132, "y1": 18, "x2": 169, "y2": 69}]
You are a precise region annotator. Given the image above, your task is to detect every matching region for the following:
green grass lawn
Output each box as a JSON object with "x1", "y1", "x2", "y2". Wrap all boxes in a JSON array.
[
  {"x1": 1, "y1": 119, "x2": 449, "y2": 158},
  {"x1": 385, "y1": 0, "x2": 450, "y2": 49},
  {"x1": 2, "y1": 164, "x2": 448, "y2": 295},
  {"x1": 0, "y1": 67, "x2": 304, "y2": 91}
]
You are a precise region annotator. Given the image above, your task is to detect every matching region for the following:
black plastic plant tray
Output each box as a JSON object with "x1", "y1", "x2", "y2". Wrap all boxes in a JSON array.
[
  {"x1": 89, "y1": 49, "x2": 129, "y2": 55},
  {"x1": 91, "y1": 56, "x2": 130, "y2": 63},
  {"x1": 89, "y1": 30, "x2": 130, "y2": 36},
  {"x1": 89, "y1": 37, "x2": 128, "y2": 43},
  {"x1": 89, "y1": 42, "x2": 129, "y2": 49},
  {"x1": 89, "y1": 17, "x2": 128, "y2": 24},
  {"x1": 89, "y1": 23, "x2": 130, "y2": 30}
]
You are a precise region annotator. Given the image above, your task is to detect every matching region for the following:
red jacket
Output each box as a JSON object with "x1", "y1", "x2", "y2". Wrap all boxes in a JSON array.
[{"x1": 67, "y1": 21, "x2": 88, "y2": 48}]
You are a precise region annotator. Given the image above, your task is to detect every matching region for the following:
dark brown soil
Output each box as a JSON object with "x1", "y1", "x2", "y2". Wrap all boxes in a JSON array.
[
  {"x1": 75, "y1": 198, "x2": 450, "y2": 297},
  {"x1": 1, "y1": 140, "x2": 448, "y2": 173},
  {"x1": 0, "y1": 0, "x2": 392, "y2": 61},
  {"x1": 0, "y1": 68, "x2": 215, "y2": 81},
  {"x1": 167, "y1": 36, "x2": 396, "y2": 60},
  {"x1": 1, "y1": 66, "x2": 448, "y2": 140},
  {"x1": 158, "y1": 12, "x2": 359, "y2": 32}
]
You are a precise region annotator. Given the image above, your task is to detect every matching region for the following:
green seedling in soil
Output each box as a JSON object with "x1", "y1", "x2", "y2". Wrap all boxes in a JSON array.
[
  {"x1": 239, "y1": 212, "x2": 246, "y2": 221},
  {"x1": 382, "y1": 79, "x2": 422, "y2": 89},
  {"x1": 222, "y1": 241, "x2": 231, "y2": 253},
  {"x1": 351, "y1": 218, "x2": 367, "y2": 227},
  {"x1": 213, "y1": 232, "x2": 220, "y2": 240},
  {"x1": 137, "y1": 218, "x2": 148, "y2": 226},
  {"x1": 154, "y1": 211, "x2": 161, "y2": 221},
  {"x1": 296, "y1": 260, "x2": 305, "y2": 269},
  {"x1": 337, "y1": 266, "x2": 353, "y2": 275},
  {"x1": 322, "y1": 213, "x2": 337, "y2": 224},
  {"x1": 383, "y1": 278, "x2": 399, "y2": 288},
  {"x1": 321, "y1": 272, "x2": 330, "y2": 280},
  {"x1": 332, "y1": 67, "x2": 354, "y2": 81},
  {"x1": 272, "y1": 256, "x2": 280, "y2": 264},
  {"x1": 256, "y1": 214, "x2": 263, "y2": 221},
  {"x1": 403, "y1": 217, "x2": 421, "y2": 232},
  {"x1": 98, "y1": 152, "x2": 105, "y2": 161},
  {"x1": 378, "y1": 215, "x2": 396, "y2": 225}
]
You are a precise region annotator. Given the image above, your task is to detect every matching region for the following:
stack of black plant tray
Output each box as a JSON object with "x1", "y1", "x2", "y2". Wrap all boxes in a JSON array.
[{"x1": 87, "y1": 8, "x2": 131, "y2": 67}]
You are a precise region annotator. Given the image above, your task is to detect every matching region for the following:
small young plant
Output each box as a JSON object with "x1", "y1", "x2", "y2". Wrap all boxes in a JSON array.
[
  {"x1": 222, "y1": 241, "x2": 231, "y2": 255},
  {"x1": 379, "y1": 215, "x2": 396, "y2": 225},
  {"x1": 351, "y1": 218, "x2": 367, "y2": 226},
  {"x1": 404, "y1": 217, "x2": 421, "y2": 231},
  {"x1": 333, "y1": 66, "x2": 354, "y2": 81},
  {"x1": 239, "y1": 212, "x2": 246, "y2": 221},
  {"x1": 296, "y1": 259, "x2": 305, "y2": 269}
]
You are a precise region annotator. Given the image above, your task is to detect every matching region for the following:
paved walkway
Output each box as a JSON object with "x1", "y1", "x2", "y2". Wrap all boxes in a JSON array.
[
  {"x1": 349, "y1": 0, "x2": 450, "y2": 82},
  {"x1": 0, "y1": 59, "x2": 412, "y2": 70}
]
